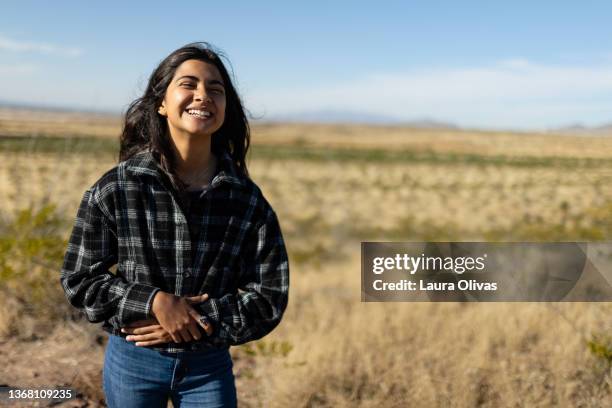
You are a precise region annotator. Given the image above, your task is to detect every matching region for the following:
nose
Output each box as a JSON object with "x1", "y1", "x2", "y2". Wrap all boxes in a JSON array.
[{"x1": 194, "y1": 86, "x2": 212, "y2": 103}]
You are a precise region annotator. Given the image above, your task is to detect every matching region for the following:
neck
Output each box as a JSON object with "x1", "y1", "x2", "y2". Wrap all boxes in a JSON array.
[{"x1": 170, "y1": 134, "x2": 214, "y2": 179}]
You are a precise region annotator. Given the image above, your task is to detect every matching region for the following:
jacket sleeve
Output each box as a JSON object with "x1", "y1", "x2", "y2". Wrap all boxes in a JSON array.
[
  {"x1": 195, "y1": 208, "x2": 289, "y2": 345},
  {"x1": 60, "y1": 188, "x2": 160, "y2": 328}
]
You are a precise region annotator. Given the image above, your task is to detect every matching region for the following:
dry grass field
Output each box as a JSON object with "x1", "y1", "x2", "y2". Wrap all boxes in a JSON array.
[{"x1": 0, "y1": 107, "x2": 611, "y2": 407}]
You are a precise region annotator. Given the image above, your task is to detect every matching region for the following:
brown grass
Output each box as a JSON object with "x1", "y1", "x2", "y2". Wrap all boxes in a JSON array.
[{"x1": 1, "y1": 112, "x2": 611, "y2": 407}]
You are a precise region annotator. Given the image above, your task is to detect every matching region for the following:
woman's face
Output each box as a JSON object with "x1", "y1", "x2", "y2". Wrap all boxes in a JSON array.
[{"x1": 158, "y1": 59, "x2": 226, "y2": 141}]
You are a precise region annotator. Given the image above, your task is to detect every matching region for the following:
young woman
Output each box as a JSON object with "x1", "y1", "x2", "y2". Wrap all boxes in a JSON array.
[{"x1": 60, "y1": 42, "x2": 289, "y2": 407}]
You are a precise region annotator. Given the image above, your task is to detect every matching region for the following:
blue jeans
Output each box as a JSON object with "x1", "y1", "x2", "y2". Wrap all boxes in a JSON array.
[{"x1": 103, "y1": 334, "x2": 237, "y2": 407}]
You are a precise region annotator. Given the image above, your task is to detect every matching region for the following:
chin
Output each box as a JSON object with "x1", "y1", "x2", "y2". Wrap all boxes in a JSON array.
[{"x1": 190, "y1": 128, "x2": 219, "y2": 138}]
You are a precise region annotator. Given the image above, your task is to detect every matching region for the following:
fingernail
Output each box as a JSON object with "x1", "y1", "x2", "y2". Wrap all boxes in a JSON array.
[
  {"x1": 121, "y1": 328, "x2": 126, "y2": 333},
  {"x1": 126, "y1": 336, "x2": 133, "y2": 341}
]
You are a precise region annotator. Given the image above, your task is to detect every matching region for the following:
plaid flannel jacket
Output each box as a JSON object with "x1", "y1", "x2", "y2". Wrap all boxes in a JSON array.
[{"x1": 60, "y1": 149, "x2": 289, "y2": 352}]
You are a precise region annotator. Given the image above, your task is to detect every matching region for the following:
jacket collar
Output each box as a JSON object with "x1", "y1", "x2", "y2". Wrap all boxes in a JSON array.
[{"x1": 125, "y1": 148, "x2": 246, "y2": 189}]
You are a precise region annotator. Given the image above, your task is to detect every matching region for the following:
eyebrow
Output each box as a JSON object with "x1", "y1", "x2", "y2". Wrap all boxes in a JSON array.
[{"x1": 175, "y1": 75, "x2": 225, "y2": 87}]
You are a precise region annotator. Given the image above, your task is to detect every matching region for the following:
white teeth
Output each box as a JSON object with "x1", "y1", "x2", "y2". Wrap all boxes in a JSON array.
[{"x1": 187, "y1": 109, "x2": 211, "y2": 118}]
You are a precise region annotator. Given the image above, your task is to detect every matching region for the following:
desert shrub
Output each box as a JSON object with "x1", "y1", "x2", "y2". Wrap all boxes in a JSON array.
[
  {"x1": 588, "y1": 334, "x2": 612, "y2": 366},
  {"x1": 0, "y1": 203, "x2": 72, "y2": 338}
]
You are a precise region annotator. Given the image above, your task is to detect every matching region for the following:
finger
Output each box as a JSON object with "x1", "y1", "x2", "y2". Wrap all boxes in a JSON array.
[
  {"x1": 185, "y1": 293, "x2": 209, "y2": 305},
  {"x1": 200, "y1": 321, "x2": 213, "y2": 336},
  {"x1": 168, "y1": 331, "x2": 183, "y2": 344},
  {"x1": 162, "y1": 326, "x2": 183, "y2": 343},
  {"x1": 179, "y1": 328, "x2": 193, "y2": 342},
  {"x1": 186, "y1": 322, "x2": 202, "y2": 341},
  {"x1": 126, "y1": 332, "x2": 163, "y2": 342},
  {"x1": 130, "y1": 325, "x2": 162, "y2": 335},
  {"x1": 134, "y1": 341, "x2": 156, "y2": 347},
  {"x1": 189, "y1": 310, "x2": 213, "y2": 336},
  {"x1": 122, "y1": 326, "x2": 145, "y2": 335},
  {"x1": 135, "y1": 337, "x2": 171, "y2": 347}
]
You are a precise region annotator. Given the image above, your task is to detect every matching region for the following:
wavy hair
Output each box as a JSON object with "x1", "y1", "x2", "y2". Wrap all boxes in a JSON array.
[{"x1": 119, "y1": 42, "x2": 250, "y2": 190}]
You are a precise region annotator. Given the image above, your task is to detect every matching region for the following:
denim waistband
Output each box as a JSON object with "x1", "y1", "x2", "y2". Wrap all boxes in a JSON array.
[{"x1": 106, "y1": 333, "x2": 230, "y2": 358}]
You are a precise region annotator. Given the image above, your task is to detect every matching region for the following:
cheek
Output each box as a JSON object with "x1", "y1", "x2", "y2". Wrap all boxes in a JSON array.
[
  {"x1": 217, "y1": 99, "x2": 227, "y2": 118},
  {"x1": 218, "y1": 106, "x2": 226, "y2": 123},
  {"x1": 173, "y1": 94, "x2": 187, "y2": 108},
  {"x1": 216, "y1": 95, "x2": 226, "y2": 108},
  {"x1": 168, "y1": 91, "x2": 189, "y2": 110}
]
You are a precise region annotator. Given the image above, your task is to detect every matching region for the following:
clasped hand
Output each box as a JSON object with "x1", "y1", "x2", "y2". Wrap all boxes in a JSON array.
[{"x1": 121, "y1": 292, "x2": 213, "y2": 347}]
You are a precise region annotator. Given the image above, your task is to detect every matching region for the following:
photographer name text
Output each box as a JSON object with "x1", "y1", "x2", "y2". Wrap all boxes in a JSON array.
[{"x1": 371, "y1": 253, "x2": 497, "y2": 292}]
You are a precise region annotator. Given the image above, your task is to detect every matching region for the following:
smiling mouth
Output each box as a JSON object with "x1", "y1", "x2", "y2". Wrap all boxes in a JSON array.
[{"x1": 186, "y1": 109, "x2": 212, "y2": 119}]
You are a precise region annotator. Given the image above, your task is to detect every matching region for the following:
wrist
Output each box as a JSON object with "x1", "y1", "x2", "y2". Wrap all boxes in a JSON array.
[{"x1": 151, "y1": 291, "x2": 170, "y2": 318}]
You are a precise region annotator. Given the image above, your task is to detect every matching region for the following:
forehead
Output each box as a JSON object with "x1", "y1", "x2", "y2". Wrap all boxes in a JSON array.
[{"x1": 172, "y1": 59, "x2": 224, "y2": 83}]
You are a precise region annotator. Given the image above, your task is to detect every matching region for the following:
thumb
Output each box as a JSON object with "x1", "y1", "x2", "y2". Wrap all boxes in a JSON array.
[{"x1": 185, "y1": 293, "x2": 209, "y2": 305}]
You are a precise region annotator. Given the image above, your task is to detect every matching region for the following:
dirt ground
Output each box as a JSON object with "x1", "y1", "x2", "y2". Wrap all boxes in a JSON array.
[{"x1": 0, "y1": 322, "x2": 260, "y2": 408}]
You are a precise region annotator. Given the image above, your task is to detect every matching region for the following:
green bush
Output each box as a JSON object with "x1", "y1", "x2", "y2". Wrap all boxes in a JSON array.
[
  {"x1": 0, "y1": 203, "x2": 72, "y2": 337},
  {"x1": 588, "y1": 334, "x2": 612, "y2": 366}
]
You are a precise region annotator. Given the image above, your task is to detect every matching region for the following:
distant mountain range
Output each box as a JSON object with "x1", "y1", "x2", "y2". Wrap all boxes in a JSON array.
[
  {"x1": 0, "y1": 102, "x2": 457, "y2": 128},
  {"x1": 261, "y1": 109, "x2": 459, "y2": 129},
  {"x1": 0, "y1": 100, "x2": 119, "y2": 116},
  {"x1": 552, "y1": 122, "x2": 612, "y2": 136},
  {"x1": 2, "y1": 101, "x2": 611, "y2": 134}
]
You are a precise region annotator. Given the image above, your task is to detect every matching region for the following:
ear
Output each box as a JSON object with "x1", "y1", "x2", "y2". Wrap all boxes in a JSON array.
[{"x1": 158, "y1": 102, "x2": 167, "y2": 117}]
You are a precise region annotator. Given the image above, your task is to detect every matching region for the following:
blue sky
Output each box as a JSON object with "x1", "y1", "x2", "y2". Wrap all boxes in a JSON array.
[{"x1": 2, "y1": 1, "x2": 612, "y2": 129}]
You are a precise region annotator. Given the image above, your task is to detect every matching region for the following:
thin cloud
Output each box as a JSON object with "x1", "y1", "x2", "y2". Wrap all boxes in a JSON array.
[
  {"x1": 0, "y1": 35, "x2": 82, "y2": 57},
  {"x1": 0, "y1": 63, "x2": 37, "y2": 75},
  {"x1": 250, "y1": 59, "x2": 612, "y2": 129}
]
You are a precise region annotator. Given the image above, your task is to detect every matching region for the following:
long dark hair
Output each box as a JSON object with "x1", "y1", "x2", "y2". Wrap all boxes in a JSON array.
[{"x1": 119, "y1": 42, "x2": 250, "y2": 190}]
